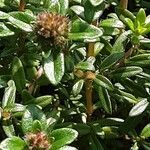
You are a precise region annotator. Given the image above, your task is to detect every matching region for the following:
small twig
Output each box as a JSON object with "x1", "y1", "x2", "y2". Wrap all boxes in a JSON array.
[
  {"x1": 120, "y1": 0, "x2": 128, "y2": 10},
  {"x1": 19, "y1": 0, "x2": 26, "y2": 11},
  {"x1": 85, "y1": 21, "x2": 98, "y2": 121}
]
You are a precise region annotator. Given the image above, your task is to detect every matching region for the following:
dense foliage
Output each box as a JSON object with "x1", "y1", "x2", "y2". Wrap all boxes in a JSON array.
[{"x1": 1, "y1": 0, "x2": 150, "y2": 149}]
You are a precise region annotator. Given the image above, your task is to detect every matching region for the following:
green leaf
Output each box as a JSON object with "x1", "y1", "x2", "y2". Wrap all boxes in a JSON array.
[
  {"x1": 124, "y1": 18, "x2": 134, "y2": 31},
  {"x1": 75, "y1": 61, "x2": 95, "y2": 71},
  {"x1": 59, "y1": 146, "x2": 77, "y2": 150},
  {"x1": 0, "y1": 11, "x2": 9, "y2": 19},
  {"x1": 116, "y1": 89, "x2": 138, "y2": 104},
  {"x1": 22, "y1": 89, "x2": 34, "y2": 104},
  {"x1": 129, "y1": 99, "x2": 149, "y2": 117},
  {"x1": 22, "y1": 105, "x2": 47, "y2": 134},
  {"x1": 142, "y1": 141, "x2": 150, "y2": 150},
  {"x1": 94, "y1": 75, "x2": 114, "y2": 91},
  {"x1": 102, "y1": 27, "x2": 120, "y2": 35},
  {"x1": 26, "y1": 95, "x2": 53, "y2": 108},
  {"x1": 112, "y1": 31, "x2": 131, "y2": 53},
  {"x1": 111, "y1": 66, "x2": 143, "y2": 78},
  {"x1": 59, "y1": 0, "x2": 69, "y2": 15},
  {"x1": 0, "y1": 22, "x2": 14, "y2": 37},
  {"x1": 140, "y1": 124, "x2": 150, "y2": 138},
  {"x1": 0, "y1": 75, "x2": 11, "y2": 88},
  {"x1": 88, "y1": 135, "x2": 104, "y2": 150},
  {"x1": 8, "y1": 16, "x2": 32, "y2": 32},
  {"x1": 12, "y1": 57, "x2": 26, "y2": 93},
  {"x1": 136, "y1": 8, "x2": 146, "y2": 25},
  {"x1": 100, "y1": 18, "x2": 124, "y2": 28},
  {"x1": 84, "y1": 0, "x2": 95, "y2": 23},
  {"x1": 51, "y1": 128, "x2": 78, "y2": 150},
  {"x1": 100, "y1": 52, "x2": 124, "y2": 70},
  {"x1": 2, "y1": 123, "x2": 15, "y2": 138},
  {"x1": 120, "y1": 78, "x2": 149, "y2": 98},
  {"x1": 130, "y1": 142, "x2": 139, "y2": 150},
  {"x1": 2, "y1": 80, "x2": 16, "y2": 109},
  {"x1": 127, "y1": 60, "x2": 150, "y2": 67},
  {"x1": 129, "y1": 53, "x2": 150, "y2": 61},
  {"x1": 44, "y1": 52, "x2": 64, "y2": 85},
  {"x1": 97, "y1": 86, "x2": 112, "y2": 114},
  {"x1": 0, "y1": 136, "x2": 27, "y2": 150},
  {"x1": 72, "y1": 79, "x2": 84, "y2": 97},
  {"x1": 70, "y1": 5, "x2": 84, "y2": 18},
  {"x1": 69, "y1": 17, "x2": 103, "y2": 42},
  {"x1": 9, "y1": 11, "x2": 35, "y2": 24},
  {"x1": 89, "y1": 0, "x2": 103, "y2": 6}
]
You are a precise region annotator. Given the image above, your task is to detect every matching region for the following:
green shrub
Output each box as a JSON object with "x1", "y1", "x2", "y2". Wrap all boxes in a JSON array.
[{"x1": 1, "y1": 0, "x2": 150, "y2": 149}]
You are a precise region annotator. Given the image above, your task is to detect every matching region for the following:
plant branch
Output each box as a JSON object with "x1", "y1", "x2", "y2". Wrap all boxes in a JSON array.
[
  {"x1": 120, "y1": 0, "x2": 128, "y2": 9},
  {"x1": 19, "y1": 0, "x2": 26, "y2": 11},
  {"x1": 85, "y1": 21, "x2": 97, "y2": 121}
]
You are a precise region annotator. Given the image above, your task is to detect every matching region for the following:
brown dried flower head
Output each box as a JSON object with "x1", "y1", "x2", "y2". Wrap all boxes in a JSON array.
[
  {"x1": 25, "y1": 132, "x2": 51, "y2": 150},
  {"x1": 36, "y1": 12, "x2": 70, "y2": 47}
]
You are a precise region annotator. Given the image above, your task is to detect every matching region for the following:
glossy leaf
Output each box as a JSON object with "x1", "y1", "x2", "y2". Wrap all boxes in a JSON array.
[
  {"x1": 0, "y1": 11, "x2": 10, "y2": 19},
  {"x1": 51, "y1": 128, "x2": 78, "y2": 150},
  {"x1": 59, "y1": 0, "x2": 69, "y2": 15},
  {"x1": 44, "y1": 52, "x2": 64, "y2": 85},
  {"x1": 129, "y1": 99, "x2": 149, "y2": 117},
  {"x1": 111, "y1": 66, "x2": 143, "y2": 78},
  {"x1": 140, "y1": 124, "x2": 150, "y2": 138},
  {"x1": 112, "y1": 31, "x2": 131, "y2": 53},
  {"x1": 26, "y1": 95, "x2": 53, "y2": 108},
  {"x1": 2, "y1": 123, "x2": 15, "y2": 138},
  {"x1": 72, "y1": 79, "x2": 84, "y2": 97},
  {"x1": 12, "y1": 57, "x2": 26, "y2": 93},
  {"x1": 69, "y1": 17, "x2": 103, "y2": 42},
  {"x1": 2, "y1": 80, "x2": 16, "y2": 109},
  {"x1": 94, "y1": 75, "x2": 114, "y2": 91},
  {"x1": 8, "y1": 16, "x2": 32, "y2": 32},
  {"x1": 0, "y1": 136, "x2": 27, "y2": 150},
  {"x1": 75, "y1": 61, "x2": 95, "y2": 71},
  {"x1": 22, "y1": 105, "x2": 47, "y2": 134},
  {"x1": 97, "y1": 86, "x2": 112, "y2": 114},
  {"x1": 136, "y1": 8, "x2": 146, "y2": 25},
  {"x1": 100, "y1": 18, "x2": 124, "y2": 28},
  {"x1": 116, "y1": 89, "x2": 138, "y2": 104},
  {"x1": 100, "y1": 52, "x2": 124, "y2": 70},
  {"x1": 89, "y1": 0, "x2": 103, "y2": 6},
  {"x1": 59, "y1": 146, "x2": 77, "y2": 150},
  {"x1": 124, "y1": 18, "x2": 134, "y2": 31},
  {"x1": 0, "y1": 22, "x2": 14, "y2": 37}
]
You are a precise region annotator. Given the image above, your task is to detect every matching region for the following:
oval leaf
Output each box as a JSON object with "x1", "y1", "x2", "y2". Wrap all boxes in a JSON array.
[
  {"x1": 12, "y1": 57, "x2": 26, "y2": 93},
  {"x1": 44, "y1": 52, "x2": 64, "y2": 85},
  {"x1": 2, "y1": 80, "x2": 16, "y2": 109},
  {"x1": 51, "y1": 128, "x2": 78, "y2": 150},
  {"x1": 89, "y1": 0, "x2": 104, "y2": 6},
  {"x1": 111, "y1": 66, "x2": 143, "y2": 78},
  {"x1": 94, "y1": 75, "x2": 114, "y2": 91},
  {"x1": 69, "y1": 17, "x2": 103, "y2": 42},
  {"x1": 0, "y1": 137, "x2": 27, "y2": 150},
  {"x1": 72, "y1": 79, "x2": 84, "y2": 97},
  {"x1": 129, "y1": 99, "x2": 149, "y2": 117},
  {"x1": 97, "y1": 86, "x2": 112, "y2": 114},
  {"x1": 141, "y1": 124, "x2": 150, "y2": 138},
  {"x1": 22, "y1": 105, "x2": 47, "y2": 134}
]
